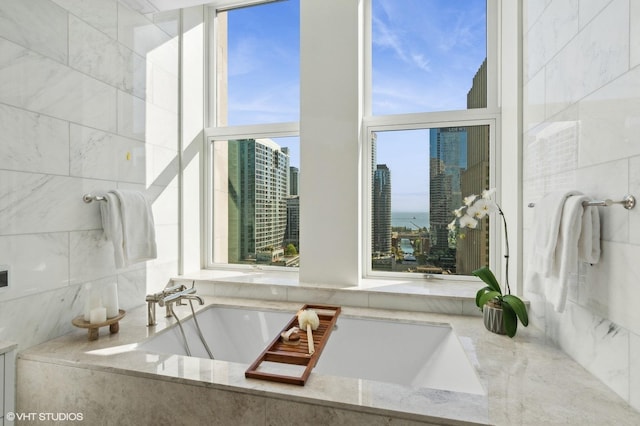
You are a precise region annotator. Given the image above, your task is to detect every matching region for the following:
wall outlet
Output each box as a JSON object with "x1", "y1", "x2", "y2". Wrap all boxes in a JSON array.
[{"x1": 0, "y1": 265, "x2": 8, "y2": 288}]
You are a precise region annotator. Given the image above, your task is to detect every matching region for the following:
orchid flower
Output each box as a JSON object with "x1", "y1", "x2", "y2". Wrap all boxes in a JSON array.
[
  {"x1": 463, "y1": 194, "x2": 478, "y2": 206},
  {"x1": 458, "y1": 214, "x2": 478, "y2": 229},
  {"x1": 468, "y1": 198, "x2": 498, "y2": 219},
  {"x1": 481, "y1": 188, "x2": 496, "y2": 199}
]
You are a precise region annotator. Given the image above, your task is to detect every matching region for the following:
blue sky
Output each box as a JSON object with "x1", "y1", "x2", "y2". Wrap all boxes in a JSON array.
[{"x1": 226, "y1": 0, "x2": 486, "y2": 212}]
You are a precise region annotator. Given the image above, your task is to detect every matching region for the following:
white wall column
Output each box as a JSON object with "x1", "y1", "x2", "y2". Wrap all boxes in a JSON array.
[{"x1": 299, "y1": 0, "x2": 363, "y2": 286}]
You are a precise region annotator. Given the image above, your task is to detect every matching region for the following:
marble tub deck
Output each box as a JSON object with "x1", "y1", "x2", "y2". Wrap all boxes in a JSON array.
[{"x1": 18, "y1": 296, "x2": 640, "y2": 425}]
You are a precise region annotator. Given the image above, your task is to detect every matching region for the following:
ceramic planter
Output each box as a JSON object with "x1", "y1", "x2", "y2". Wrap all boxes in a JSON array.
[{"x1": 483, "y1": 300, "x2": 506, "y2": 335}]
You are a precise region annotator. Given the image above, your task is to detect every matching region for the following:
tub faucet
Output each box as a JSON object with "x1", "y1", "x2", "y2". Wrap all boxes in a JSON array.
[{"x1": 145, "y1": 281, "x2": 201, "y2": 326}]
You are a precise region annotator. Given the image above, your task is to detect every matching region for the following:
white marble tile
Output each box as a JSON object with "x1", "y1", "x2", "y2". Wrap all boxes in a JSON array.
[
  {"x1": 630, "y1": 331, "x2": 640, "y2": 412},
  {"x1": 149, "y1": 184, "x2": 178, "y2": 226},
  {"x1": 149, "y1": 9, "x2": 180, "y2": 38},
  {"x1": 0, "y1": 38, "x2": 117, "y2": 133},
  {"x1": 0, "y1": 171, "x2": 107, "y2": 234},
  {"x1": 212, "y1": 282, "x2": 287, "y2": 301},
  {"x1": 119, "y1": 0, "x2": 159, "y2": 16},
  {"x1": 146, "y1": 98, "x2": 179, "y2": 150},
  {"x1": 117, "y1": 89, "x2": 147, "y2": 141},
  {"x1": 523, "y1": 115, "x2": 579, "y2": 182},
  {"x1": 579, "y1": 0, "x2": 614, "y2": 28},
  {"x1": 524, "y1": 0, "x2": 553, "y2": 31},
  {"x1": 522, "y1": 70, "x2": 545, "y2": 130},
  {"x1": 147, "y1": 144, "x2": 179, "y2": 188},
  {"x1": 632, "y1": 0, "x2": 640, "y2": 68},
  {"x1": 69, "y1": 230, "x2": 117, "y2": 285},
  {"x1": 147, "y1": 60, "x2": 178, "y2": 113},
  {"x1": 545, "y1": 0, "x2": 628, "y2": 117},
  {"x1": 69, "y1": 124, "x2": 146, "y2": 184},
  {"x1": 578, "y1": 66, "x2": 640, "y2": 167},
  {"x1": 154, "y1": 223, "x2": 179, "y2": 265},
  {"x1": 117, "y1": 3, "x2": 175, "y2": 62},
  {"x1": 576, "y1": 160, "x2": 629, "y2": 243},
  {"x1": 52, "y1": 0, "x2": 118, "y2": 39},
  {"x1": 116, "y1": 267, "x2": 148, "y2": 311},
  {"x1": 368, "y1": 292, "x2": 463, "y2": 314},
  {"x1": 0, "y1": 103, "x2": 70, "y2": 175},
  {"x1": 288, "y1": 287, "x2": 369, "y2": 308},
  {"x1": 526, "y1": 0, "x2": 579, "y2": 80},
  {"x1": 0, "y1": 0, "x2": 68, "y2": 63},
  {"x1": 550, "y1": 302, "x2": 630, "y2": 401},
  {"x1": 68, "y1": 15, "x2": 146, "y2": 99},
  {"x1": 629, "y1": 155, "x2": 640, "y2": 246},
  {"x1": 0, "y1": 285, "x2": 80, "y2": 349},
  {"x1": 584, "y1": 241, "x2": 640, "y2": 336},
  {"x1": 0, "y1": 233, "x2": 69, "y2": 302},
  {"x1": 575, "y1": 0, "x2": 629, "y2": 97}
]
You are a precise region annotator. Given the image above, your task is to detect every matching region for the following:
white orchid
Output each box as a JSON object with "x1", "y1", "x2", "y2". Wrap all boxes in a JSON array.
[
  {"x1": 463, "y1": 194, "x2": 478, "y2": 206},
  {"x1": 468, "y1": 198, "x2": 498, "y2": 219},
  {"x1": 458, "y1": 214, "x2": 478, "y2": 229},
  {"x1": 481, "y1": 188, "x2": 496, "y2": 199},
  {"x1": 449, "y1": 187, "x2": 513, "y2": 300}
]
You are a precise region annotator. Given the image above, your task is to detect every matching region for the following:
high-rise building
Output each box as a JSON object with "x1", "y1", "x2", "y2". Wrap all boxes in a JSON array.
[
  {"x1": 285, "y1": 195, "x2": 300, "y2": 251},
  {"x1": 373, "y1": 164, "x2": 392, "y2": 254},
  {"x1": 429, "y1": 127, "x2": 467, "y2": 256},
  {"x1": 227, "y1": 138, "x2": 289, "y2": 262},
  {"x1": 289, "y1": 166, "x2": 299, "y2": 196},
  {"x1": 458, "y1": 59, "x2": 490, "y2": 274}
]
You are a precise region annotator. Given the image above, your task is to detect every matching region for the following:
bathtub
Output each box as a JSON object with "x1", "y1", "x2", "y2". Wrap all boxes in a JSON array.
[{"x1": 138, "y1": 305, "x2": 485, "y2": 395}]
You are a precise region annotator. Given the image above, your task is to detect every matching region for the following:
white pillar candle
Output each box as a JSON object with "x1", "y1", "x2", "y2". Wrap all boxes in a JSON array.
[
  {"x1": 83, "y1": 284, "x2": 102, "y2": 322},
  {"x1": 89, "y1": 307, "x2": 107, "y2": 324},
  {"x1": 104, "y1": 282, "x2": 119, "y2": 318}
]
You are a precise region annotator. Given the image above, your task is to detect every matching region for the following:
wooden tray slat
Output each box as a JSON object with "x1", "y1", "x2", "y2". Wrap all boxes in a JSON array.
[{"x1": 244, "y1": 304, "x2": 341, "y2": 386}]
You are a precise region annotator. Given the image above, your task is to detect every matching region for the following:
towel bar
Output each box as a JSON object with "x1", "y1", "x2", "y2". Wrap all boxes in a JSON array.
[
  {"x1": 83, "y1": 194, "x2": 107, "y2": 203},
  {"x1": 528, "y1": 194, "x2": 635, "y2": 210}
]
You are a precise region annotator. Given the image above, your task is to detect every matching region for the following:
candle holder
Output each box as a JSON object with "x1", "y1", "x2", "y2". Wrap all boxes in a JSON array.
[{"x1": 72, "y1": 309, "x2": 126, "y2": 341}]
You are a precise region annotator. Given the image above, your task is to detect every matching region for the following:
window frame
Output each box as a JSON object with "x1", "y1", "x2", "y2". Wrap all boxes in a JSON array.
[
  {"x1": 362, "y1": 0, "x2": 503, "y2": 281},
  {"x1": 201, "y1": 0, "x2": 515, "y2": 287},
  {"x1": 362, "y1": 113, "x2": 500, "y2": 281},
  {"x1": 204, "y1": 123, "x2": 300, "y2": 270}
]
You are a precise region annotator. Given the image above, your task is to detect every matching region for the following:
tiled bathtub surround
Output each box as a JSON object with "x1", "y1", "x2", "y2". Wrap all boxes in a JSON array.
[
  {"x1": 17, "y1": 298, "x2": 640, "y2": 425},
  {"x1": 0, "y1": 0, "x2": 180, "y2": 350},
  {"x1": 523, "y1": 0, "x2": 640, "y2": 412}
]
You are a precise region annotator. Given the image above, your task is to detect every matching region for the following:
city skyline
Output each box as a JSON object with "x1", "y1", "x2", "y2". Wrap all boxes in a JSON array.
[{"x1": 226, "y1": 0, "x2": 487, "y2": 214}]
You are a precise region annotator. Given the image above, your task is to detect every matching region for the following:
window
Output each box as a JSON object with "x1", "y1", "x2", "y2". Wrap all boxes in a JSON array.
[
  {"x1": 365, "y1": 0, "x2": 499, "y2": 279},
  {"x1": 207, "y1": 0, "x2": 300, "y2": 269},
  {"x1": 371, "y1": 0, "x2": 488, "y2": 115},
  {"x1": 369, "y1": 123, "x2": 494, "y2": 276},
  {"x1": 215, "y1": 0, "x2": 300, "y2": 126},
  {"x1": 209, "y1": 135, "x2": 300, "y2": 267},
  {"x1": 204, "y1": 0, "x2": 505, "y2": 282}
]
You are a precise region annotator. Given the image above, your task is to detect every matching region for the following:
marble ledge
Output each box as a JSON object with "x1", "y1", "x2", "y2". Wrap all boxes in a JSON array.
[
  {"x1": 0, "y1": 340, "x2": 17, "y2": 354},
  {"x1": 18, "y1": 297, "x2": 640, "y2": 426},
  {"x1": 174, "y1": 269, "x2": 485, "y2": 316}
]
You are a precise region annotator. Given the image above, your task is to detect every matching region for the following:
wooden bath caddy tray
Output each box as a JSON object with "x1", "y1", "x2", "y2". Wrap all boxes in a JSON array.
[{"x1": 245, "y1": 304, "x2": 341, "y2": 386}]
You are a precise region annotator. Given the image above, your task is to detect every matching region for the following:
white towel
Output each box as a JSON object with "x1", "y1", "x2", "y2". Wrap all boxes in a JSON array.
[
  {"x1": 578, "y1": 203, "x2": 601, "y2": 265},
  {"x1": 528, "y1": 190, "x2": 581, "y2": 282},
  {"x1": 545, "y1": 195, "x2": 591, "y2": 312},
  {"x1": 100, "y1": 190, "x2": 157, "y2": 269}
]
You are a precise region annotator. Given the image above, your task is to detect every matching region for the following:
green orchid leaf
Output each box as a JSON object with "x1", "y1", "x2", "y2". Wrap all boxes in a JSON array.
[
  {"x1": 475, "y1": 286, "x2": 492, "y2": 306},
  {"x1": 478, "y1": 291, "x2": 501, "y2": 309},
  {"x1": 503, "y1": 295, "x2": 529, "y2": 327},
  {"x1": 472, "y1": 266, "x2": 502, "y2": 294},
  {"x1": 502, "y1": 302, "x2": 518, "y2": 338}
]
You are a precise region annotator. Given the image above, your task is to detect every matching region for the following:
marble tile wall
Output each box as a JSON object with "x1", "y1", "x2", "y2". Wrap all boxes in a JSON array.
[
  {"x1": 0, "y1": 0, "x2": 180, "y2": 350},
  {"x1": 523, "y1": 0, "x2": 640, "y2": 412}
]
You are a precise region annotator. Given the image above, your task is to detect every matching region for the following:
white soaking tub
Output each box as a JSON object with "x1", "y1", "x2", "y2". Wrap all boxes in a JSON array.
[{"x1": 138, "y1": 305, "x2": 485, "y2": 395}]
